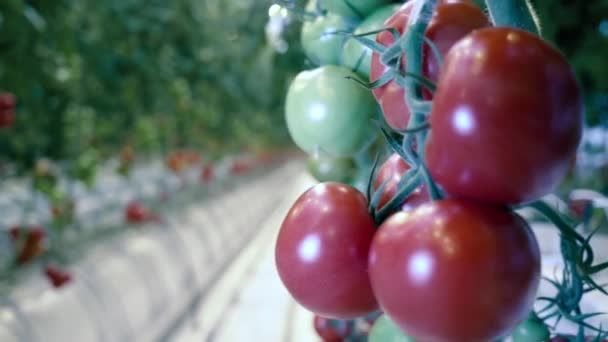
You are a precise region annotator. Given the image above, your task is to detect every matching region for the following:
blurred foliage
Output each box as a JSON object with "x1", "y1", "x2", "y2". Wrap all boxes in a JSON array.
[
  {"x1": 532, "y1": 0, "x2": 608, "y2": 126},
  {"x1": 0, "y1": 0, "x2": 606, "y2": 173},
  {"x1": 0, "y1": 0, "x2": 304, "y2": 172}
]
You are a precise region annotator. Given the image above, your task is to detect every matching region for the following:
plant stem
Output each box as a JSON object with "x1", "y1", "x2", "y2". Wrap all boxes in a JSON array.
[{"x1": 484, "y1": 0, "x2": 540, "y2": 35}]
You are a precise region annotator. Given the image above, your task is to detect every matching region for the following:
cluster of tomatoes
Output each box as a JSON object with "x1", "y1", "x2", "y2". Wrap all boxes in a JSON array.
[
  {"x1": 276, "y1": 0, "x2": 585, "y2": 341},
  {"x1": 0, "y1": 92, "x2": 15, "y2": 128},
  {"x1": 7, "y1": 226, "x2": 72, "y2": 288}
]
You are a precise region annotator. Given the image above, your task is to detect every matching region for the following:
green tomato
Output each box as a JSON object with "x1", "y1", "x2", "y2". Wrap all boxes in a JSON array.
[
  {"x1": 342, "y1": 4, "x2": 400, "y2": 78},
  {"x1": 307, "y1": 153, "x2": 358, "y2": 183},
  {"x1": 369, "y1": 315, "x2": 416, "y2": 342},
  {"x1": 321, "y1": 0, "x2": 393, "y2": 20},
  {"x1": 301, "y1": 13, "x2": 354, "y2": 66},
  {"x1": 511, "y1": 313, "x2": 550, "y2": 342},
  {"x1": 285, "y1": 65, "x2": 378, "y2": 157}
]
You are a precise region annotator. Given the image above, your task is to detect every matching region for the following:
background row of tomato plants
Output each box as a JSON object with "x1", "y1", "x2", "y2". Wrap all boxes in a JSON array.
[{"x1": 0, "y1": 0, "x2": 606, "y2": 177}]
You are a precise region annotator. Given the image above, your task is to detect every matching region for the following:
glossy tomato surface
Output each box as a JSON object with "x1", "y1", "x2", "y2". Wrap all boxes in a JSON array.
[
  {"x1": 370, "y1": 0, "x2": 489, "y2": 130},
  {"x1": 285, "y1": 65, "x2": 378, "y2": 157},
  {"x1": 321, "y1": 0, "x2": 393, "y2": 20},
  {"x1": 301, "y1": 13, "x2": 354, "y2": 66},
  {"x1": 425, "y1": 27, "x2": 584, "y2": 204},
  {"x1": 342, "y1": 4, "x2": 400, "y2": 78},
  {"x1": 373, "y1": 153, "x2": 429, "y2": 211},
  {"x1": 369, "y1": 199, "x2": 541, "y2": 342},
  {"x1": 276, "y1": 182, "x2": 378, "y2": 318}
]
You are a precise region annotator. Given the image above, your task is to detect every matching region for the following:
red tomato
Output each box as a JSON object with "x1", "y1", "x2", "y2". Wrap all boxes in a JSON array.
[
  {"x1": 201, "y1": 164, "x2": 214, "y2": 183},
  {"x1": 370, "y1": 0, "x2": 489, "y2": 130},
  {"x1": 10, "y1": 226, "x2": 46, "y2": 264},
  {"x1": 44, "y1": 265, "x2": 72, "y2": 288},
  {"x1": 125, "y1": 201, "x2": 159, "y2": 224},
  {"x1": 369, "y1": 199, "x2": 541, "y2": 342},
  {"x1": 0, "y1": 109, "x2": 14, "y2": 128},
  {"x1": 425, "y1": 27, "x2": 584, "y2": 204},
  {"x1": 373, "y1": 153, "x2": 429, "y2": 211},
  {"x1": 0, "y1": 93, "x2": 15, "y2": 109},
  {"x1": 275, "y1": 182, "x2": 378, "y2": 318},
  {"x1": 230, "y1": 160, "x2": 252, "y2": 175},
  {"x1": 313, "y1": 315, "x2": 353, "y2": 342}
]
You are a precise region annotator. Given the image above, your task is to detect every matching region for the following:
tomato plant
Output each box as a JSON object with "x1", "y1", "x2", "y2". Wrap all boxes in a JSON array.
[
  {"x1": 342, "y1": 4, "x2": 400, "y2": 78},
  {"x1": 44, "y1": 265, "x2": 73, "y2": 288},
  {"x1": 285, "y1": 65, "x2": 378, "y2": 157},
  {"x1": 369, "y1": 199, "x2": 541, "y2": 342},
  {"x1": 425, "y1": 27, "x2": 584, "y2": 204},
  {"x1": 313, "y1": 315, "x2": 353, "y2": 341},
  {"x1": 301, "y1": 13, "x2": 354, "y2": 66},
  {"x1": 370, "y1": 0, "x2": 489, "y2": 130},
  {"x1": 275, "y1": 182, "x2": 378, "y2": 318},
  {"x1": 373, "y1": 153, "x2": 428, "y2": 211},
  {"x1": 307, "y1": 153, "x2": 358, "y2": 183}
]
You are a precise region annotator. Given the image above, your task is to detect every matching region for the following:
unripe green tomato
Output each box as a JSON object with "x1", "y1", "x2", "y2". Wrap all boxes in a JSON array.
[
  {"x1": 301, "y1": 13, "x2": 354, "y2": 66},
  {"x1": 307, "y1": 154, "x2": 358, "y2": 183},
  {"x1": 285, "y1": 65, "x2": 378, "y2": 157},
  {"x1": 369, "y1": 315, "x2": 416, "y2": 342},
  {"x1": 322, "y1": 0, "x2": 394, "y2": 20},
  {"x1": 511, "y1": 314, "x2": 550, "y2": 342},
  {"x1": 342, "y1": 4, "x2": 400, "y2": 78}
]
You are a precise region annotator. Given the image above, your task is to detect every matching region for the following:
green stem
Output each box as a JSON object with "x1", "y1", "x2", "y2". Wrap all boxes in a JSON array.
[{"x1": 484, "y1": 0, "x2": 540, "y2": 35}]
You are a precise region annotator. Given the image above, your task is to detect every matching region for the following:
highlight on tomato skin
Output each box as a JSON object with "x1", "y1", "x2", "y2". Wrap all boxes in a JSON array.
[
  {"x1": 275, "y1": 182, "x2": 378, "y2": 319},
  {"x1": 368, "y1": 199, "x2": 541, "y2": 342},
  {"x1": 425, "y1": 27, "x2": 584, "y2": 205},
  {"x1": 370, "y1": 0, "x2": 489, "y2": 130}
]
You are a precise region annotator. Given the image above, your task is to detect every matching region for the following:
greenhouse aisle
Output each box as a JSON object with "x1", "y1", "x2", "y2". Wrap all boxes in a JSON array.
[{"x1": 170, "y1": 172, "x2": 318, "y2": 342}]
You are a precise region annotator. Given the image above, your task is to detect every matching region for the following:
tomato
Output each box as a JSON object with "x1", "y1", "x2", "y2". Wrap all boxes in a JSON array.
[
  {"x1": 369, "y1": 315, "x2": 416, "y2": 342},
  {"x1": 425, "y1": 27, "x2": 584, "y2": 204},
  {"x1": 301, "y1": 14, "x2": 354, "y2": 66},
  {"x1": 44, "y1": 265, "x2": 72, "y2": 288},
  {"x1": 369, "y1": 199, "x2": 541, "y2": 342},
  {"x1": 285, "y1": 65, "x2": 378, "y2": 157},
  {"x1": 307, "y1": 153, "x2": 358, "y2": 183},
  {"x1": 511, "y1": 313, "x2": 550, "y2": 342},
  {"x1": 125, "y1": 201, "x2": 160, "y2": 224},
  {"x1": 313, "y1": 315, "x2": 353, "y2": 341},
  {"x1": 370, "y1": 0, "x2": 489, "y2": 130},
  {"x1": 321, "y1": 0, "x2": 393, "y2": 20},
  {"x1": 373, "y1": 153, "x2": 429, "y2": 211},
  {"x1": 0, "y1": 93, "x2": 15, "y2": 109},
  {"x1": 10, "y1": 226, "x2": 46, "y2": 265},
  {"x1": 200, "y1": 164, "x2": 214, "y2": 184},
  {"x1": 275, "y1": 182, "x2": 378, "y2": 318},
  {"x1": 0, "y1": 109, "x2": 14, "y2": 128},
  {"x1": 342, "y1": 4, "x2": 400, "y2": 78}
]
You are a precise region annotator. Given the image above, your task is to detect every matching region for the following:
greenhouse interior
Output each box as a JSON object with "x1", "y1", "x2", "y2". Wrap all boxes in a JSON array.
[{"x1": 1, "y1": 0, "x2": 607, "y2": 341}]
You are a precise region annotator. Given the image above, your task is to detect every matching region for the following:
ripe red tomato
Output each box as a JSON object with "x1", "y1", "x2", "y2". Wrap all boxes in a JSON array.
[
  {"x1": 370, "y1": 0, "x2": 489, "y2": 130},
  {"x1": 0, "y1": 93, "x2": 15, "y2": 109},
  {"x1": 425, "y1": 27, "x2": 584, "y2": 204},
  {"x1": 10, "y1": 226, "x2": 47, "y2": 264},
  {"x1": 0, "y1": 109, "x2": 14, "y2": 128},
  {"x1": 369, "y1": 199, "x2": 541, "y2": 342},
  {"x1": 44, "y1": 265, "x2": 72, "y2": 288},
  {"x1": 200, "y1": 164, "x2": 214, "y2": 183},
  {"x1": 313, "y1": 315, "x2": 353, "y2": 342},
  {"x1": 373, "y1": 153, "x2": 429, "y2": 211},
  {"x1": 275, "y1": 182, "x2": 378, "y2": 318},
  {"x1": 125, "y1": 201, "x2": 160, "y2": 224}
]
